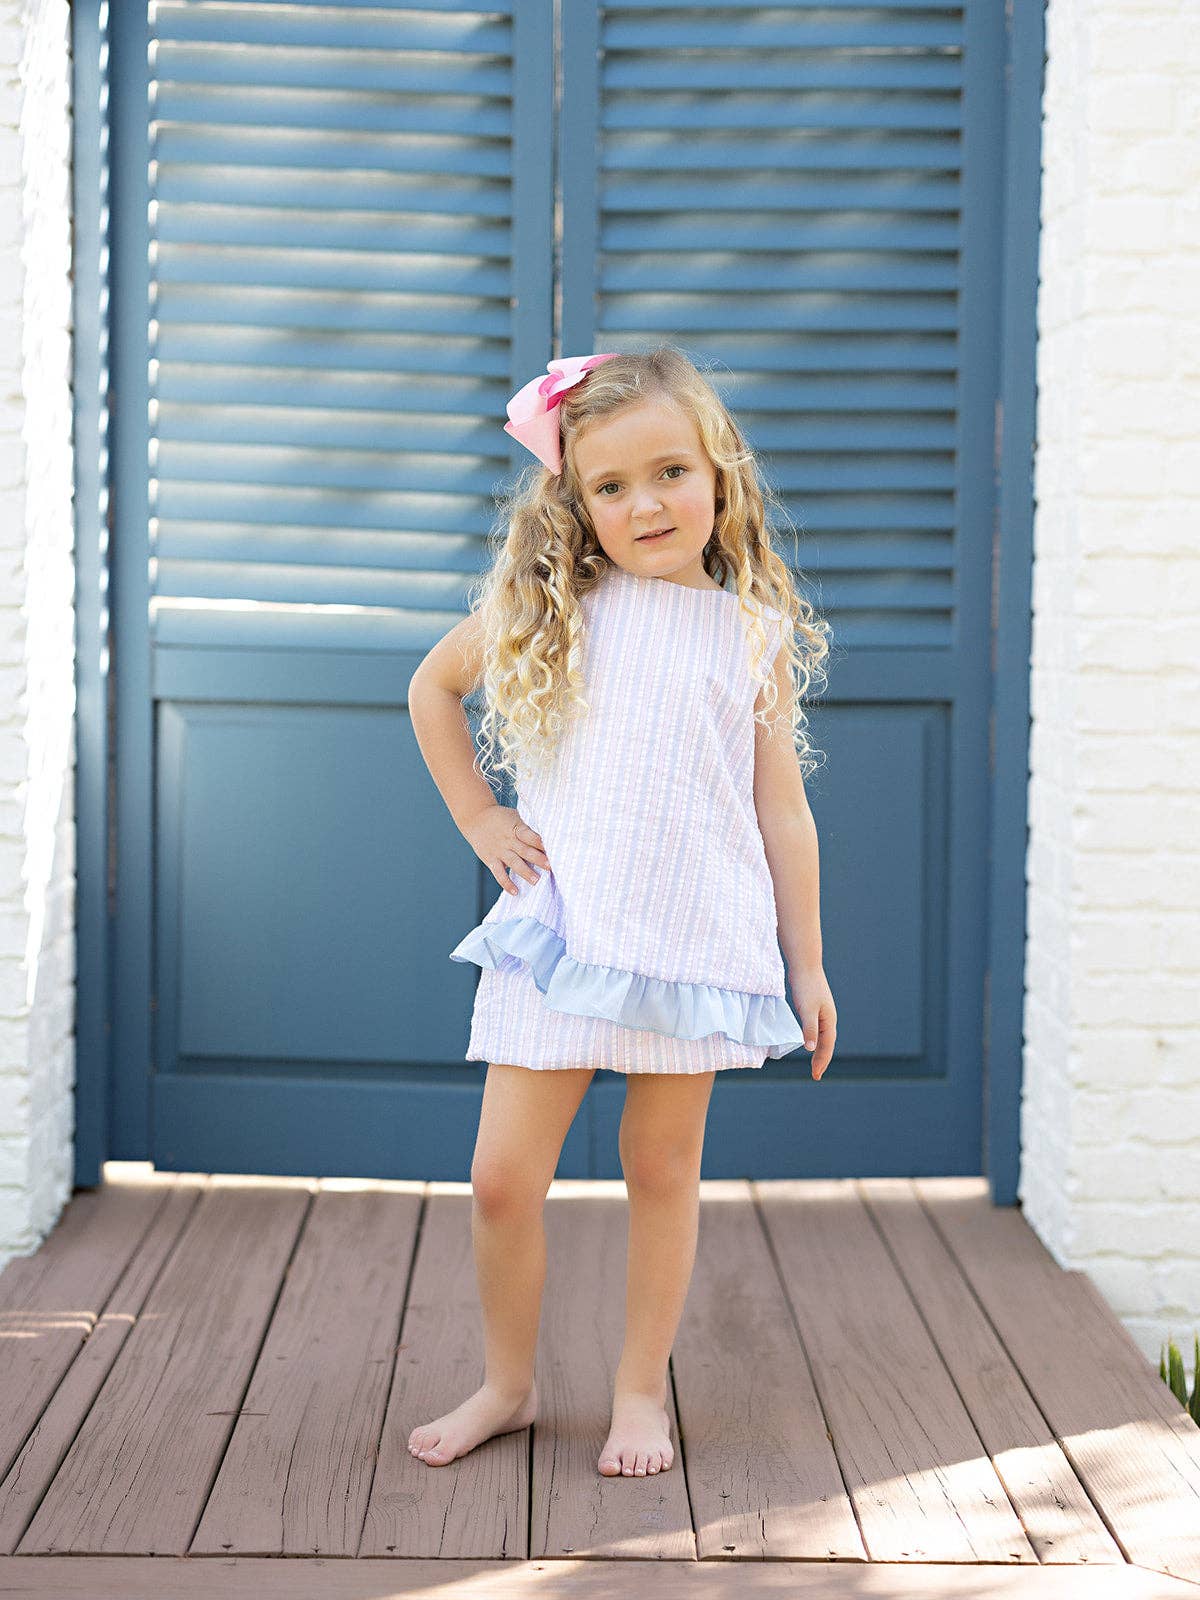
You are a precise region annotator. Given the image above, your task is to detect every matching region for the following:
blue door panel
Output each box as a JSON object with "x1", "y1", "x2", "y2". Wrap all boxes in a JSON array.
[
  {"x1": 156, "y1": 701, "x2": 474, "y2": 1067},
  {"x1": 152, "y1": 1073, "x2": 593, "y2": 1182}
]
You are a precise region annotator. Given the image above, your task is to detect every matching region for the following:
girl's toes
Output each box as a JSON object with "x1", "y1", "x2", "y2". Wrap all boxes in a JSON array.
[
  {"x1": 647, "y1": 1454, "x2": 661, "y2": 1473},
  {"x1": 598, "y1": 1453, "x2": 620, "y2": 1475}
]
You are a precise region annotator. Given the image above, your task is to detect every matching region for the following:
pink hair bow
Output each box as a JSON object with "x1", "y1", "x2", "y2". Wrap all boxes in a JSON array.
[{"x1": 503, "y1": 352, "x2": 621, "y2": 473}]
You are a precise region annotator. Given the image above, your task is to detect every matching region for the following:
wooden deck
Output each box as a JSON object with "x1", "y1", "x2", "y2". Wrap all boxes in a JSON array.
[{"x1": 0, "y1": 1167, "x2": 1198, "y2": 1600}]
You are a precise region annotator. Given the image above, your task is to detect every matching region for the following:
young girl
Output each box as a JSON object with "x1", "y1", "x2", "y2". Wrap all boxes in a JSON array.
[{"x1": 407, "y1": 345, "x2": 835, "y2": 1480}]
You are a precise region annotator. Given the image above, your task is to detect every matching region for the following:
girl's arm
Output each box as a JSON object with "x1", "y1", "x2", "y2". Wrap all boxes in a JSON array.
[
  {"x1": 752, "y1": 649, "x2": 822, "y2": 968},
  {"x1": 752, "y1": 649, "x2": 836, "y2": 1077},
  {"x1": 409, "y1": 615, "x2": 552, "y2": 894},
  {"x1": 409, "y1": 613, "x2": 496, "y2": 833}
]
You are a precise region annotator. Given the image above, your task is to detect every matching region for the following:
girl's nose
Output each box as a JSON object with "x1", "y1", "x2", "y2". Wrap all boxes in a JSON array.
[{"x1": 632, "y1": 496, "x2": 665, "y2": 518}]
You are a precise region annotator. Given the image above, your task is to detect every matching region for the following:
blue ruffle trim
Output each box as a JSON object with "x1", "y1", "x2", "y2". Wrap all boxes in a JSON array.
[{"x1": 449, "y1": 914, "x2": 806, "y2": 1057}]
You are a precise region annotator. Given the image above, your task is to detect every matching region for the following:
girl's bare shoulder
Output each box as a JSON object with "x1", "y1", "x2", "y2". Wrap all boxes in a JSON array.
[{"x1": 412, "y1": 609, "x2": 485, "y2": 699}]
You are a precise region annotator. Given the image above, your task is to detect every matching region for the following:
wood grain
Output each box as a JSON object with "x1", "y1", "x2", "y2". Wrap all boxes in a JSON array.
[
  {"x1": 0, "y1": 1171, "x2": 182, "y2": 1494},
  {"x1": 191, "y1": 1182, "x2": 422, "y2": 1556},
  {"x1": 358, "y1": 1183, "x2": 529, "y2": 1559},
  {"x1": 0, "y1": 1175, "x2": 203, "y2": 1553},
  {"x1": 17, "y1": 1178, "x2": 311, "y2": 1555},
  {"x1": 674, "y1": 1178, "x2": 866, "y2": 1560},
  {"x1": 0, "y1": 1555, "x2": 1195, "y2": 1599},
  {"x1": 756, "y1": 1177, "x2": 1037, "y2": 1563},
  {"x1": 861, "y1": 1176, "x2": 1124, "y2": 1565},
  {"x1": 534, "y1": 1180, "x2": 694, "y2": 1559},
  {"x1": 919, "y1": 1176, "x2": 1200, "y2": 1586}
]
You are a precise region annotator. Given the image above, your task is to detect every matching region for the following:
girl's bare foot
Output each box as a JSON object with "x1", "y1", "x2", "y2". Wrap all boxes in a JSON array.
[
  {"x1": 598, "y1": 1387, "x2": 673, "y2": 1477},
  {"x1": 408, "y1": 1380, "x2": 537, "y2": 1467}
]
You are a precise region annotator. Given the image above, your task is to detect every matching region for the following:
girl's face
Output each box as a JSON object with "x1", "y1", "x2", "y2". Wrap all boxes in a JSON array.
[{"x1": 572, "y1": 400, "x2": 719, "y2": 588}]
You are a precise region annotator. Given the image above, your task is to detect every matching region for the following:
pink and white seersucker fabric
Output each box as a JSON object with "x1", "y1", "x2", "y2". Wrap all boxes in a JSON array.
[{"x1": 448, "y1": 562, "x2": 807, "y2": 1073}]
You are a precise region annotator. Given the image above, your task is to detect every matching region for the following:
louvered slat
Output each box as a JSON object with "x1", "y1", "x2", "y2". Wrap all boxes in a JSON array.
[
  {"x1": 148, "y1": 1, "x2": 523, "y2": 643},
  {"x1": 593, "y1": 1, "x2": 966, "y2": 645}
]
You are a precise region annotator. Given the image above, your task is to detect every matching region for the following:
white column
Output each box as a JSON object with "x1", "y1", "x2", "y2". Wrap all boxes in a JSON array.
[
  {"x1": 1024, "y1": 0, "x2": 1200, "y2": 1376},
  {"x1": 0, "y1": 0, "x2": 76, "y2": 1267}
]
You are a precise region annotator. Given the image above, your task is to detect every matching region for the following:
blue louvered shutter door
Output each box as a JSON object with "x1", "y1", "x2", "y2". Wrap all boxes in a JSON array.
[
  {"x1": 124, "y1": 1, "x2": 554, "y2": 1170},
  {"x1": 561, "y1": 0, "x2": 1006, "y2": 1171}
]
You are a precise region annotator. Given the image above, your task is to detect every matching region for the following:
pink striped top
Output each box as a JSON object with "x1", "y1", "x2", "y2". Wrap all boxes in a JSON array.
[{"x1": 449, "y1": 562, "x2": 806, "y2": 1056}]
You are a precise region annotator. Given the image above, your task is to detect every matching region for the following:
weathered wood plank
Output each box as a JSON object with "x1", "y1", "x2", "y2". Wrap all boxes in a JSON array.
[
  {"x1": 919, "y1": 1177, "x2": 1200, "y2": 1586},
  {"x1": 0, "y1": 1555, "x2": 1195, "y2": 1598},
  {"x1": 190, "y1": 1180, "x2": 422, "y2": 1557},
  {"x1": 0, "y1": 1169, "x2": 180, "y2": 1491},
  {"x1": 0, "y1": 1175, "x2": 204, "y2": 1553},
  {"x1": 533, "y1": 1181, "x2": 694, "y2": 1559},
  {"x1": 860, "y1": 1177, "x2": 1125, "y2": 1565},
  {"x1": 358, "y1": 1184, "x2": 528, "y2": 1559},
  {"x1": 17, "y1": 1177, "x2": 312, "y2": 1555},
  {"x1": 755, "y1": 1178, "x2": 1037, "y2": 1563},
  {"x1": 673, "y1": 1179, "x2": 866, "y2": 1561}
]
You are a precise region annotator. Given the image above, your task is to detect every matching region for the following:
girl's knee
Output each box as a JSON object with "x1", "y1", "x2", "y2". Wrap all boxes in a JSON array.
[
  {"x1": 470, "y1": 1155, "x2": 548, "y2": 1217},
  {"x1": 619, "y1": 1140, "x2": 702, "y2": 1197}
]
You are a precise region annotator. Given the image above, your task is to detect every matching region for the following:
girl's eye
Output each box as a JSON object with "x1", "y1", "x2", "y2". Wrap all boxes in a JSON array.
[{"x1": 597, "y1": 464, "x2": 686, "y2": 496}]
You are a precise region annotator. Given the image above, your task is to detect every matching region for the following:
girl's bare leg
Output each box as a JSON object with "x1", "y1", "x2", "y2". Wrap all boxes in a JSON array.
[
  {"x1": 599, "y1": 1068, "x2": 716, "y2": 1477},
  {"x1": 408, "y1": 1061, "x2": 595, "y2": 1467}
]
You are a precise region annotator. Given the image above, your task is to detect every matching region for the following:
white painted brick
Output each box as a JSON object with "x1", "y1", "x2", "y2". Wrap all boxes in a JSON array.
[
  {"x1": 1084, "y1": 1256, "x2": 1160, "y2": 1318},
  {"x1": 1082, "y1": 314, "x2": 1175, "y2": 378},
  {"x1": 1175, "y1": 318, "x2": 1200, "y2": 379},
  {"x1": 1071, "y1": 1203, "x2": 1200, "y2": 1260},
  {"x1": 1090, "y1": 195, "x2": 1177, "y2": 252},
  {"x1": 1072, "y1": 1080, "x2": 1200, "y2": 1148},
  {"x1": 0, "y1": 1131, "x2": 26, "y2": 1185},
  {"x1": 1175, "y1": 195, "x2": 1200, "y2": 253},
  {"x1": 1087, "y1": 75, "x2": 1178, "y2": 131},
  {"x1": 1100, "y1": 136, "x2": 1200, "y2": 195},
  {"x1": 1156, "y1": 1260, "x2": 1200, "y2": 1315},
  {"x1": 0, "y1": 0, "x2": 77, "y2": 1268},
  {"x1": 1165, "y1": 443, "x2": 1200, "y2": 496},
  {"x1": 1075, "y1": 374, "x2": 1194, "y2": 438},
  {"x1": 1074, "y1": 671, "x2": 1171, "y2": 728},
  {"x1": 1094, "y1": 19, "x2": 1196, "y2": 74},
  {"x1": 1079, "y1": 438, "x2": 1168, "y2": 497},
  {"x1": 0, "y1": 1071, "x2": 29, "y2": 1129},
  {"x1": 1082, "y1": 850, "x2": 1200, "y2": 911},
  {"x1": 1027, "y1": 0, "x2": 1200, "y2": 1378}
]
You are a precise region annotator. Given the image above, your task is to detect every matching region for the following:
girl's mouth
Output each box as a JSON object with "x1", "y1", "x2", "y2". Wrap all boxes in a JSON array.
[{"x1": 636, "y1": 528, "x2": 674, "y2": 542}]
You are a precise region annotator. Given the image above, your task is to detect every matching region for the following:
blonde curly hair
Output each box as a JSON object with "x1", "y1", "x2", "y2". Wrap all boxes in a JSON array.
[{"x1": 467, "y1": 343, "x2": 831, "y2": 792}]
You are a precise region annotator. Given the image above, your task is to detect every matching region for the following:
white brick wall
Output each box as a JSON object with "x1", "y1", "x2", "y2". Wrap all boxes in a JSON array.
[
  {"x1": 1023, "y1": 0, "x2": 1200, "y2": 1380},
  {"x1": 0, "y1": 0, "x2": 76, "y2": 1267}
]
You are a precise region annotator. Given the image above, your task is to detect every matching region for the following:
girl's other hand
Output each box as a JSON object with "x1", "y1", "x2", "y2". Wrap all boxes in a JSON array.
[
  {"x1": 788, "y1": 963, "x2": 837, "y2": 1081},
  {"x1": 461, "y1": 803, "x2": 552, "y2": 897}
]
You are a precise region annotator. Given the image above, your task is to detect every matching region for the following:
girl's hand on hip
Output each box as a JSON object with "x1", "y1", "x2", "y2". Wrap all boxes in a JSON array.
[
  {"x1": 789, "y1": 963, "x2": 837, "y2": 1081},
  {"x1": 461, "y1": 803, "x2": 551, "y2": 896}
]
